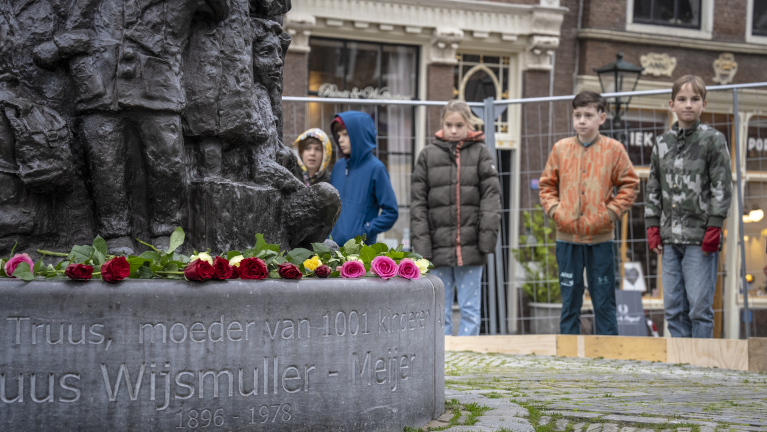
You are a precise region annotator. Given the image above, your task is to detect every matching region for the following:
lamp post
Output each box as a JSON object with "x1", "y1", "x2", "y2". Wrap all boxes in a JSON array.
[{"x1": 594, "y1": 53, "x2": 644, "y2": 128}]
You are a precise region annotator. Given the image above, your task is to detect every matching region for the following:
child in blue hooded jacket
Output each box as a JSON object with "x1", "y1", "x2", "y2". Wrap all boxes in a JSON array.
[{"x1": 329, "y1": 111, "x2": 398, "y2": 245}]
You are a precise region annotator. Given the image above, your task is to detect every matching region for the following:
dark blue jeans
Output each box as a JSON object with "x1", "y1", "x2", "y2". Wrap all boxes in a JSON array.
[{"x1": 556, "y1": 241, "x2": 618, "y2": 335}]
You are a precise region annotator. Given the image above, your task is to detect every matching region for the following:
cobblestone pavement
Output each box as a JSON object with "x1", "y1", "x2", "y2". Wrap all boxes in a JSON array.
[{"x1": 413, "y1": 351, "x2": 767, "y2": 432}]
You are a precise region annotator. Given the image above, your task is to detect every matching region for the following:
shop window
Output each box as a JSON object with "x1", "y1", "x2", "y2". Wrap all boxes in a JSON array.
[
  {"x1": 626, "y1": 0, "x2": 712, "y2": 39},
  {"x1": 748, "y1": 0, "x2": 767, "y2": 44},
  {"x1": 306, "y1": 37, "x2": 419, "y2": 247},
  {"x1": 746, "y1": 115, "x2": 767, "y2": 172},
  {"x1": 743, "y1": 182, "x2": 767, "y2": 298},
  {"x1": 632, "y1": 0, "x2": 702, "y2": 29},
  {"x1": 753, "y1": 0, "x2": 767, "y2": 36},
  {"x1": 601, "y1": 109, "x2": 668, "y2": 167}
]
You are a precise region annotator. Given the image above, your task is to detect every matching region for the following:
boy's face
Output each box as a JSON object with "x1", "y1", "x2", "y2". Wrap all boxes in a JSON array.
[
  {"x1": 301, "y1": 140, "x2": 323, "y2": 171},
  {"x1": 572, "y1": 104, "x2": 606, "y2": 140},
  {"x1": 337, "y1": 128, "x2": 351, "y2": 156},
  {"x1": 669, "y1": 83, "x2": 707, "y2": 127}
]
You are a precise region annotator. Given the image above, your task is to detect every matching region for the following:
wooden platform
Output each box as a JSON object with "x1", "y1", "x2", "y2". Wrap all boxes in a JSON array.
[{"x1": 445, "y1": 335, "x2": 767, "y2": 372}]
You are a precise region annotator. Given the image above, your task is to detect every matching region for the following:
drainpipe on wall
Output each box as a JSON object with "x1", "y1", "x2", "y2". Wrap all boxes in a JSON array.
[{"x1": 572, "y1": 0, "x2": 584, "y2": 93}]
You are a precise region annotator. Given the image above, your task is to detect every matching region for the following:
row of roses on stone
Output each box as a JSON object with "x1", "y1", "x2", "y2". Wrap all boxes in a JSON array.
[{"x1": 1, "y1": 228, "x2": 431, "y2": 283}]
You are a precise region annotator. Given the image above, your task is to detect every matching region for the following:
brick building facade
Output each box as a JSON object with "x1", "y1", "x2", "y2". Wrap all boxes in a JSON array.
[{"x1": 281, "y1": 0, "x2": 767, "y2": 336}]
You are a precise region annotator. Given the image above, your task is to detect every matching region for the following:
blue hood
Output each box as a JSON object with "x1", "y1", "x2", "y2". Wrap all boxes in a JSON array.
[
  {"x1": 328, "y1": 111, "x2": 398, "y2": 245},
  {"x1": 332, "y1": 111, "x2": 377, "y2": 168}
]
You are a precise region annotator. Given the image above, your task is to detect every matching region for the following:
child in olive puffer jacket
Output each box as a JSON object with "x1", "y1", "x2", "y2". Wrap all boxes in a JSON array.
[{"x1": 411, "y1": 100, "x2": 501, "y2": 336}]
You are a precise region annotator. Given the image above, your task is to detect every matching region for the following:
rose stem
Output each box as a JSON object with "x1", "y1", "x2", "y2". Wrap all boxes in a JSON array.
[{"x1": 37, "y1": 250, "x2": 69, "y2": 257}]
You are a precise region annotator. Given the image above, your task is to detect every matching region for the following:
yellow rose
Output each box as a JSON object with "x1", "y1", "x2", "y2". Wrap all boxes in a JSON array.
[
  {"x1": 229, "y1": 255, "x2": 245, "y2": 268},
  {"x1": 191, "y1": 252, "x2": 214, "y2": 265},
  {"x1": 303, "y1": 256, "x2": 322, "y2": 272},
  {"x1": 415, "y1": 259, "x2": 430, "y2": 275}
]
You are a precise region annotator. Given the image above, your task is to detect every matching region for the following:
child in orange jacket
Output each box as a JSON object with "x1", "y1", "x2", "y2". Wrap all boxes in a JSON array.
[{"x1": 539, "y1": 91, "x2": 639, "y2": 335}]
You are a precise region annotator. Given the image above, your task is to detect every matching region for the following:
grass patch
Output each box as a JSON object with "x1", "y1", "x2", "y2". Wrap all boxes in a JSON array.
[{"x1": 462, "y1": 402, "x2": 491, "y2": 425}]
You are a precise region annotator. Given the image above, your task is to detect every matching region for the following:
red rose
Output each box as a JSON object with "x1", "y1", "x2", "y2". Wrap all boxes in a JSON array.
[
  {"x1": 64, "y1": 263, "x2": 94, "y2": 280},
  {"x1": 101, "y1": 256, "x2": 130, "y2": 283},
  {"x1": 212, "y1": 256, "x2": 233, "y2": 280},
  {"x1": 278, "y1": 262, "x2": 302, "y2": 280},
  {"x1": 184, "y1": 259, "x2": 214, "y2": 281},
  {"x1": 238, "y1": 257, "x2": 268, "y2": 280},
  {"x1": 314, "y1": 265, "x2": 331, "y2": 278},
  {"x1": 229, "y1": 265, "x2": 240, "y2": 279}
]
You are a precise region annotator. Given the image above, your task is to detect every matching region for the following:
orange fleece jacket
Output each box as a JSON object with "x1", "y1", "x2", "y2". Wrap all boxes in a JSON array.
[{"x1": 539, "y1": 135, "x2": 639, "y2": 244}]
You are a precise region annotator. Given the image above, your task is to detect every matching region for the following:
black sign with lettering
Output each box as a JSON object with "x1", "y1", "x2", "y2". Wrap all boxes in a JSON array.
[{"x1": 615, "y1": 290, "x2": 647, "y2": 337}]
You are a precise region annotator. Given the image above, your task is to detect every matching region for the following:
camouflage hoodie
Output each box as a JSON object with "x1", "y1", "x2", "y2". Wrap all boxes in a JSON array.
[{"x1": 645, "y1": 120, "x2": 732, "y2": 245}]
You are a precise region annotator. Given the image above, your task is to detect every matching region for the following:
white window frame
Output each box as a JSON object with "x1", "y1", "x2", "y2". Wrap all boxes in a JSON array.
[
  {"x1": 746, "y1": 0, "x2": 767, "y2": 45},
  {"x1": 626, "y1": 0, "x2": 713, "y2": 40}
]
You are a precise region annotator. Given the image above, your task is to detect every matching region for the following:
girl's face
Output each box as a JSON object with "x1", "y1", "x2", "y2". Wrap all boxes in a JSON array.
[{"x1": 442, "y1": 111, "x2": 469, "y2": 141}]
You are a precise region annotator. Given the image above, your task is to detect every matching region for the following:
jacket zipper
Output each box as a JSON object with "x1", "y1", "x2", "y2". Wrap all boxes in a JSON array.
[{"x1": 455, "y1": 141, "x2": 463, "y2": 267}]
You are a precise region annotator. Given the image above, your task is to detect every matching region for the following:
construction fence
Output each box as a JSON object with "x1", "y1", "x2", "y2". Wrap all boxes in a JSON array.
[{"x1": 283, "y1": 81, "x2": 767, "y2": 340}]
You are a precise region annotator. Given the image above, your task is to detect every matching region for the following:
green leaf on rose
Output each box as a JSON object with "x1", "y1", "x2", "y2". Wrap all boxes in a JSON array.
[
  {"x1": 137, "y1": 264, "x2": 155, "y2": 279},
  {"x1": 92, "y1": 249, "x2": 106, "y2": 266},
  {"x1": 372, "y1": 243, "x2": 389, "y2": 254},
  {"x1": 45, "y1": 264, "x2": 58, "y2": 278},
  {"x1": 164, "y1": 263, "x2": 179, "y2": 272},
  {"x1": 92, "y1": 235, "x2": 108, "y2": 257},
  {"x1": 386, "y1": 251, "x2": 405, "y2": 260},
  {"x1": 166, "y1": 227, "x2": 185, "y2": 254},
  {"x1": 268, "y1": 270, "x2": 280, "y2": 279},
  {"x1": 359, "y1": 246, "x2": 377, "y2": 264},
  {"x1": 174, "y1": 252, "x2": 190, "y2": 264},
  {"x1": 68, "y1": 245, "x2": 93, "y2": 264},
  {"x1": 330, "y1": 271, "x2": 340, "y2": 278},
  {"x1": 343, "y1": 239, "x2": 361, "y2": 255},
  {"x1": 395, "y1": 244, "x2": 404, "y2": 253},
  {"x1": 12, "y1": 262, "x2": 34, "y2": 281},
  {"x1": 226, "y1": 251, "x2": 243, "y2": 260},
  {"x1": 254, "y1": 233, "x2": 267, "y2": 254},
  {"x1": 286, "y1": 248, "x2": 313, "y2": 266},
  {"x1": 33, "y1": 259, "x2": 44, "y2": 276},
  {"x1": 406, "y1": 252, "x2": 423, "y2": 260},
  {"x1": 311, "y1": 242, "x2": 332, "y2": 255},
  {"x1": 140, "y1": 251, "x2": 162, "y2": 261}
]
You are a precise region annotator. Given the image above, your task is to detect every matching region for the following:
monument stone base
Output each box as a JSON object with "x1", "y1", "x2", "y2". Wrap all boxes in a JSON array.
[{"x1": 0, "y1": 276, "x2": 445, "y2": 431}]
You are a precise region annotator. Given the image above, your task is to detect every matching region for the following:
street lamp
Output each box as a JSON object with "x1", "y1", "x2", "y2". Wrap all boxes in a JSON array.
[{"x1": 594, "y1": 53, "x2": 644, "y2": 128}]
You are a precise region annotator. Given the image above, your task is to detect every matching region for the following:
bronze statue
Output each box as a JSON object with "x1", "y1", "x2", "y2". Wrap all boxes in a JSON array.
[{"x1": 0, "y1": 0, "x2": 340, "y2": 256}]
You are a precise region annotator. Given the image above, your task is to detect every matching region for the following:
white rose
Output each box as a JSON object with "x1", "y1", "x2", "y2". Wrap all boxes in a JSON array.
[
  {"x1": 229, "y1": 255, "x2": 245, "y2": 267},
  {"x1": 415, "y1": 259, "x2": 430, "y2": 275}
]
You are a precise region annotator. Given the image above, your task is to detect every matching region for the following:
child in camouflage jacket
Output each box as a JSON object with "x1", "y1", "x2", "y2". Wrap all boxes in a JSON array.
[{"x1": 645, "y1": 75, "x2": 732, "y2": 339}]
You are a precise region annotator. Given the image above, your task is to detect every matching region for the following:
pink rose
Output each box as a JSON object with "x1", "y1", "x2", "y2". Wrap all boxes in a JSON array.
[
  {"x1": 397, "y1": 258, "x2": 420, "y2": 280},
  {"x1": 5, "y1": 253, "x2": 34, "y2": 277},
  {"x1": 370, "y1": 256, "x2": 397, "y2": 280},
  {"x1": 340, "y1": 260, "x2": 366, "y2": 278}
]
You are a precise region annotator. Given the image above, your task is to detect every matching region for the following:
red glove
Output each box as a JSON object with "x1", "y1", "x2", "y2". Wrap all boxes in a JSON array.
[
  {"x1": 702, "y1": 227, "x2": 721, "y2": 253},
  {"x1": 647, "y1": 227, "x2": 661, "y2": 251}
]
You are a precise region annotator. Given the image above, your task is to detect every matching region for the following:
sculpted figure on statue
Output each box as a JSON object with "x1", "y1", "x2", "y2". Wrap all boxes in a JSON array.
[
  {"x1": 0, "y1": 0, "x2": 339, "y2": 256},
  {"x1": 32, "y1": 0, "x2": 232, "y2": 255}
]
